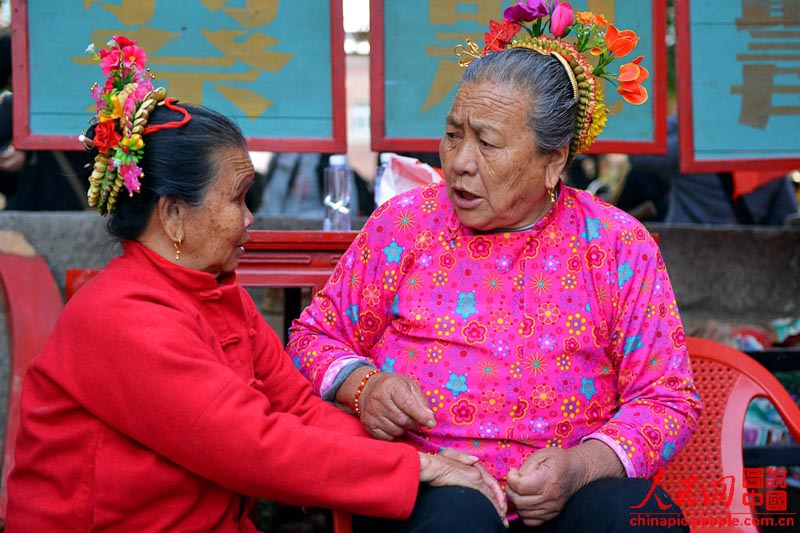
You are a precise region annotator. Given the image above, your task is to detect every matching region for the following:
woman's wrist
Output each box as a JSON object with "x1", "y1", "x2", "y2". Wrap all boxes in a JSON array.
[
  {"x1": 567, "y1": 439, "x2": 625, "y2": 490},
  {"x1": 417, "y1": 452, "x2": 433, "y2": 483},
  {"x1": 334, "y1": 364, "x2": 379, "y2": 413},
  {"x1": 353, "y1": 368, "x2": 381, "y2": 416}
]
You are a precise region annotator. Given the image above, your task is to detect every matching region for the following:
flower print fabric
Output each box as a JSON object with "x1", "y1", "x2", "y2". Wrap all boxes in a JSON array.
[{"x1": 287, "y1": 181, "x2": 701, "y2": 482}]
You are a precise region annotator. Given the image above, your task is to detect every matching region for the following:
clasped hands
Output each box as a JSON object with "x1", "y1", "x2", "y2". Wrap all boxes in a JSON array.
[{"x1": 354, "y1": 372, "x2": 599, "y2": 527}]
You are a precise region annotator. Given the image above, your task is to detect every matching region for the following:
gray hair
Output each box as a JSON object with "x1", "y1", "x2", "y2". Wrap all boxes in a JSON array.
[{"x1": 459, "y1": 47, "x2": 577, "y2": 159}]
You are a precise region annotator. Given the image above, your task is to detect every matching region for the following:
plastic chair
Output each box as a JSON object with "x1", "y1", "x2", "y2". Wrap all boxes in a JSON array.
[
  {"x1": 332, "y1": 511, "x2": 352, "y2": 533},
  {"x1": 0, "y1": 233, "x2": 64, "y2": 530},
  {"x1": 660, "y1": 336, "x2": 800, "y2": 532}
]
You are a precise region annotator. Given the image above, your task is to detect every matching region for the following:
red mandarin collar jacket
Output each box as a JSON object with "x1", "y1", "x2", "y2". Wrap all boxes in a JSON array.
[{"x1": 6, "y1": 240, "x2": 419, "y2": 531}]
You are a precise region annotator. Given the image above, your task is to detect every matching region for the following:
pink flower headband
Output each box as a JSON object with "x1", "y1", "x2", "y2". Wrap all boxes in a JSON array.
[{"x1": 456, "y1": 0, "x2": 649, "y2": 157}]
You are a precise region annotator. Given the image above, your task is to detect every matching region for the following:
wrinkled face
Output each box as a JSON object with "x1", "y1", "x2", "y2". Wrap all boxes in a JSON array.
[
  {"x1": 181, "y1": 146, "x2": 254, "y2": 277},
  {"x1": 439, "y1": 80, "x2": 563, "y2": 232}
]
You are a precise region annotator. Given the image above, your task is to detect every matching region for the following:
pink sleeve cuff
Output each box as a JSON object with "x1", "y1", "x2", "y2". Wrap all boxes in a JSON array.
[{"x1": 319, "y1": 355, "x2": 373, "y2": 399}]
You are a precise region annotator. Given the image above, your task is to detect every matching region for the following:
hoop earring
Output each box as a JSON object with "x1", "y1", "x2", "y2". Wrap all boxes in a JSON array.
[{"x1": 174, "y1": 239, "x2": 182, "y2": 261}]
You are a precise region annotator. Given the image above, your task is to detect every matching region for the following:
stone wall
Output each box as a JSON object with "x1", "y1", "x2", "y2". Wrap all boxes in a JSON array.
[
  {"x1": 2, "y1": 212, "x2": 798, "y2": 322},
  {"x1": 651, "y1": 223, "x2": 800, "y2": 324}
]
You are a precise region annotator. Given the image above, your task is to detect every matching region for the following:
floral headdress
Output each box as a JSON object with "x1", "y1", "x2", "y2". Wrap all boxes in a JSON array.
[
  {"x1": 81, "y1": 35, "x2": 190, "y2": 215},
  {"x1": 455, "y1": 0, "x2": 649, "y2": 158}
]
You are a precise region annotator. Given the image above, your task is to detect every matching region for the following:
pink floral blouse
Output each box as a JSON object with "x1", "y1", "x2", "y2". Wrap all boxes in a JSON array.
[{"x1": 287, "y1": 181, "x2": 701, "y2": 482}]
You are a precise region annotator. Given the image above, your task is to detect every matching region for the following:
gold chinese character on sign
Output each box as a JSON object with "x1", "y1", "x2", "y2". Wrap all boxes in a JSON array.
[
  {"x1": 422, "y1": 0, "x2": 504, "y2": 112},
  {"x1": 74, "y1": 0, "x2": 291, "y2": 119},
  {"x1": 732, "y1": 0, "x2": 800, "y2": 129}
]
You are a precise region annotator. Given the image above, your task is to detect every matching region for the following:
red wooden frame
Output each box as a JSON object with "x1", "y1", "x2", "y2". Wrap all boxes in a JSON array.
[
  {"x1": 9, "y1": 0, "x2": 347, "y2": 153},
  {"x1": 369, "y1": 0, "x2": 667, "y2": 155},
  {"x1": 237, "y1": 230, "x2": 357, "y2": 294},
  {"x1": 674, "y1": 1, "x2": 800, "y2": 174}
]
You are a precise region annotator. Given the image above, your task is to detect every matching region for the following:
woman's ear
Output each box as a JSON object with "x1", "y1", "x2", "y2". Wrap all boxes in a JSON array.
[
  {"x1": 545, "y1": 144, "x2": 570, "y2": 189},
  {"x1": 157, "y1": 196, "x2": 185, "y2": 243}
]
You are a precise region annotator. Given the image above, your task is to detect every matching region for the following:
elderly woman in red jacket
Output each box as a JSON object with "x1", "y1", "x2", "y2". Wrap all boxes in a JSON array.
[{"x1": 5, "y1": 36, "x2": 505, "y2": 532}]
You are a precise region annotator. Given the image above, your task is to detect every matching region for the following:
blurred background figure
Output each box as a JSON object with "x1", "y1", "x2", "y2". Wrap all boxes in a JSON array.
[
  {"x1": 566, "y1": 153, "x2": 670, "y2": 222},
  {"x1": 626, "y1": 116, "x2": 798, "y2": 225},
  {"x1": 565, "y1": 114, "x2": 798, "y2": 226},
  {"x1": 257, "y1": 153, "x2": 374, "y2": 219},
  {"x1": 0, "y1": 25, "x2": 22, "y2": 208}
]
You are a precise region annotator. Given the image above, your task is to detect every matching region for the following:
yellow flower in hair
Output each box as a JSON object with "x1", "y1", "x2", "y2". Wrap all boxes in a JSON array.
[
  {"x1": 572, "y1": 85, "x2": 607, "y2": 155},
  {"x1": 98, "y1": 94, "x2": 123, "y2": 123},
  {"x1": 586, "y1": 100, "x2": 607, "y2": 147},
  {"x1": 121, "y1": 133, "x2": 144, "y2": 151}
]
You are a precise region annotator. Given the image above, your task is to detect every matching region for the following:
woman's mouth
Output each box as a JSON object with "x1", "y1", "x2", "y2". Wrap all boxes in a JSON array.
[
  {"x1": 236, "y1": 238, "x2": 248, "y2": 254},
  {"x1": 452, "y1": 188, "x2": 483, "y2": 209}
]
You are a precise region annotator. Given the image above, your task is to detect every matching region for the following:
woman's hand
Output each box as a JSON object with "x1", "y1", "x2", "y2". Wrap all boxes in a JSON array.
[
  {"x1": 505, "y1": 447, "x2": 580, "y2": 526},
  {"x1": 419, "y1": 449, "x2": 508, "y2": 527},
  {"x1": 358, "y1": 372, "x2": 436, "y2": 441},
  {"x1": 505, "y1": 440, "x2": 624, "y2": 526},
  {"x1": 0, "y1": 146, "x2": 25, "y2": 174}
]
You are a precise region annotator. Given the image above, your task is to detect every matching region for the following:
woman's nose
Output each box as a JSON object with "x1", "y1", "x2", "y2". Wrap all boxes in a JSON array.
[{"x1": 451, "y1": 140, "x2": 478, "y2": 177}]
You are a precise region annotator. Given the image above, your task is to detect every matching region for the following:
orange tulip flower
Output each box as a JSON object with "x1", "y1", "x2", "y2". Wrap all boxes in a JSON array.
[
  {"x1": 616, "y1": 55, "x2": 649, "y2": 105},
  {"x1": 576, "y1": 11, "x2": 607, "y2": 28},
  {"x1": 605, "y1": 24, "x2": 639, "y2": 58}
]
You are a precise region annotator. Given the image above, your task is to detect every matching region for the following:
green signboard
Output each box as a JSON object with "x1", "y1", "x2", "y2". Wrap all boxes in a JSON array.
[
  {"x1": 13, "y1": 0, "x2": 346, "y2": 152},
  {"x1": 370, "y1": 0, "x2": 667, "y2": 154},
  {"x1": 676, "y1": 0, "x2": 800, "y2": 172}
]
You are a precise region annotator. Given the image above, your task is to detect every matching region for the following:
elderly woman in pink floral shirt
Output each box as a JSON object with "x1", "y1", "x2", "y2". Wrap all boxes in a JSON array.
[{"x1": 288, "y1": 7, "x2": 700, "y2": 533}]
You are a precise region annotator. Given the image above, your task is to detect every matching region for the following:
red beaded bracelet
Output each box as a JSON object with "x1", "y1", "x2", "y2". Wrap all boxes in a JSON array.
[{"x1": 353, "y1": 369, "x2": 381, "y2": 416}]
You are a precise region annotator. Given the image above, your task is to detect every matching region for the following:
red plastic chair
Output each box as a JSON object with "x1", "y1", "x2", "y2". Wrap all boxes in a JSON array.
[
  {"x1": 332, "y1": 511, "x2": 352, "y2": 533},
  {"x1": 660, "y1": 336, "x2": 800, "y2": 532},
  {"x1": 0, "y1": 234, "x2": 64, "y2": 530}
]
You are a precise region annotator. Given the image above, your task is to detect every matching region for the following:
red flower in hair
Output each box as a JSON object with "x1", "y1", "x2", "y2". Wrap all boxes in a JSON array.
[
  {"x1": 85, "y1": 34, "x2": 158, "y2": 215},
  {"x1": 98, "y1": 48, "x2": 121, "y2": 76},
  {"x1": 121, "y1": 45, "x2": 147, "y2": 71},
  {"x1": 93, "y1": 120, "x2": 122, "y2": 153},
  {"x1": 475, "y1": 3, "x2": 648, "y2": 156},
  {"x1": 484, "y1": 19, "x2": 522, "y2": 53},
  {"x1": 112, "y1": 35, "x2": 137, "y2": 48}
]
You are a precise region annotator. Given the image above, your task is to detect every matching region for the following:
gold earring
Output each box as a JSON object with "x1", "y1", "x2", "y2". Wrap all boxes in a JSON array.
[
  {"x1": 548, "y1": 187, "x2": 556, "y2": 203},
  {"x1": 174, "y1": 239, "x2": 181, "y2": 261}
]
